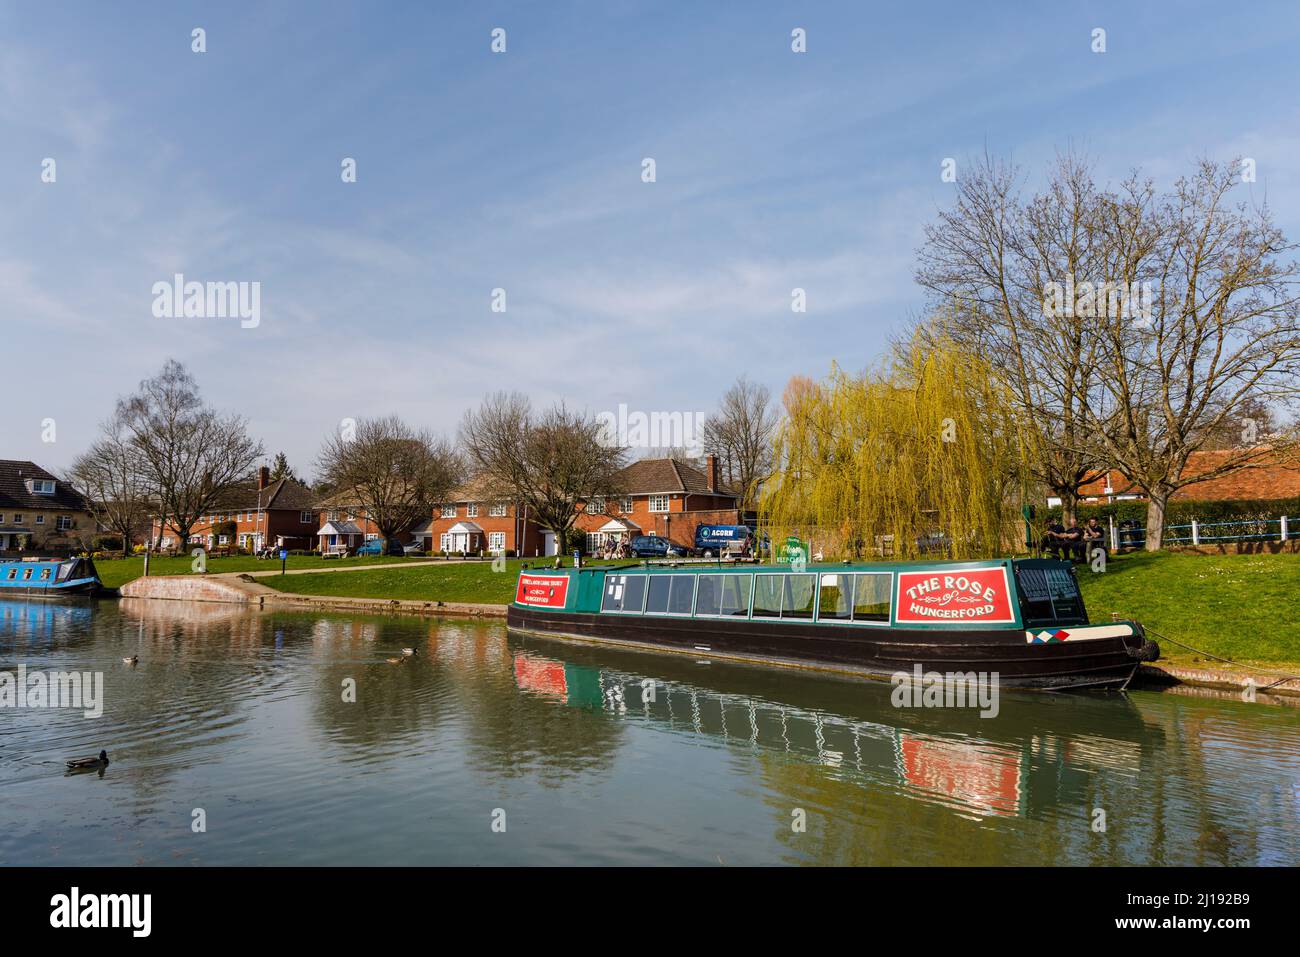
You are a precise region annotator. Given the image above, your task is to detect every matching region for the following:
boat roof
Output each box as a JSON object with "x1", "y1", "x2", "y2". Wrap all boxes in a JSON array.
[{"x1": 559, "y1": 557, "x2": 1060, "y2": 575}]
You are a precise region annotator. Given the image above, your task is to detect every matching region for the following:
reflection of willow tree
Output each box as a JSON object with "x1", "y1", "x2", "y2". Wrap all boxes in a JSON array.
[{"x1": 760, "y1": 336, "x2": 1038, "y2": 560}]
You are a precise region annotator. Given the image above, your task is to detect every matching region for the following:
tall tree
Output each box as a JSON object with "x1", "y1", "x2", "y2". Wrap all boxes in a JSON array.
[
  {"x1": 701, "y1": 376, "x2": 778, "y2": 509},
  {"x1": 316, "y1": 415, "x2": 462, "y2": 552},
  {"x1": 117, "y1": 360, "x2": 264, "y2": 547},
  {"x1": 915, "y1": 151, "x2": 1111, "y2": 525},
  {"x1": 1083, "y1": 160, "x2": 1300, "y2": 548},
  {"x1": 460, "y1": 392, "x2": 626, "y2": 555},
  {"x1": 760, "y1": 336, "x2": 1037, "y2": 561},
  {"x1": 68, "y1": 409, "x2": 153, "y2": 553},
  {"x1": 268, "y1": 451, "x2": 298, "y2": 484}
]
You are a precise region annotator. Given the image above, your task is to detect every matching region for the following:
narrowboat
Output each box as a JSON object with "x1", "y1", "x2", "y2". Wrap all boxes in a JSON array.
[
  {"x1": 506, "y1": 558, "x2": 1160, "y2": 690},
  {"x1": 0, "y1": 556, "x2": 102, "y2": 598}
]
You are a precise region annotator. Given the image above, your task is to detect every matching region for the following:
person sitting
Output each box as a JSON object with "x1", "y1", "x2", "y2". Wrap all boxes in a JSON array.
[
  {"x1": 1082, "y1": 517, "x2": 1107, "y2": 559},
  {"x1": 1039, "y1": 520, "x2": 1068, "y2": 559},
  {"x1": 1060, "y1": 522, "x2": 1085, "y2": 561}
]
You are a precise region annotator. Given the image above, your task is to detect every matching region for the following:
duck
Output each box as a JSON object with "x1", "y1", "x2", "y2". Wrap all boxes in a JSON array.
[
  {"x1": 123, "y1": 655, "x2": 138, "y2": 665},
  {"x1": 385, "y1": 656, "x2": 405, "y2": 665},
  {"x1": 401, "y1": 647, "x2": 418, "y2": 657},
  {"x1": 66, "y1": 750, "x2": 109, "y2": 771}
]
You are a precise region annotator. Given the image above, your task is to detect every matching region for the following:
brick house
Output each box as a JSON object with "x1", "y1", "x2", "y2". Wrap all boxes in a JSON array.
[
  {"x1": 152, "y1": 467, "x2": 319, "y2": 552},
  {"x1": 315, "y1": 497, "x2": 429, "y2": 554},
  {"x1": 0, "y1": 460, "x2": 95, "y2": 553},
  {"x1": 1069, "y1": 447, "x2": 1300, "y2": 505},
  {"x1": 420, "y1": 476, "x2": 543, "y2": 556},
  {"x1": 572, "y1": 454, "x2": 741, "y2": 554},
  {"x1": 422, "y1": 455, "x2": 742, "y2": 558}
]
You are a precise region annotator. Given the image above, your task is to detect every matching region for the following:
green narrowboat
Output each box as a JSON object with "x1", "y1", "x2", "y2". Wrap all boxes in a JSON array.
[{"x1": 506, "y1": 558, "x2": 1159, "y2": 690}]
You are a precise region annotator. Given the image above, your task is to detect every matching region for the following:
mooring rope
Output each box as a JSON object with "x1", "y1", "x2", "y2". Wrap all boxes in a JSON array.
[{"x1": 1140, "y1": 626, "x2": 1300, "y2": 690}]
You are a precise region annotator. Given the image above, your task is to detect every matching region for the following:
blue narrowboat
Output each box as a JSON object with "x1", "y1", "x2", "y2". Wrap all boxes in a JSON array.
[
  {"x1": 507, "y1": 557, "x2": 1160, "y2": 690},
  {"x1": 0, "y1": 557, "x2": 102, "y2": 598}
]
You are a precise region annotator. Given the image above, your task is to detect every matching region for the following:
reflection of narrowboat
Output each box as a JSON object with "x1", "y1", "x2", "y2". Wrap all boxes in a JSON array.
[
  {"x1": 507, "y1": 558, "x2": 1159, "y2": 689},
  {"x1": 0, "y1": 557, "x2": 102, "y2": 598}
]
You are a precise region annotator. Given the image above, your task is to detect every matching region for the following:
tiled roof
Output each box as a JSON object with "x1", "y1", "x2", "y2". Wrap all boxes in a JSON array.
[
  {"x1": 208, "y1": 476, "x2": 318, "y2": 511},
  {"x1": 0, "y1": 460, "x2": 91, "y2": 512},
  {"x1": 613, "y1": 457, "x2": 733, "y2": 498}
]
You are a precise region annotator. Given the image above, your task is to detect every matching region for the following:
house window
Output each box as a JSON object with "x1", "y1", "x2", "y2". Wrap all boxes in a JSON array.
[
  {"x1": 300, "y1": 511, "x2": 313, "y2": 523},
  {"x1": 586, "y1": 532, "x2": 606, "y2": 553},
  {"x1": 488, "y1": 532, "x2": 506, "y2": 553},
  {"x1": 489, "y1": 503, "x2": 507, "y2": 517},
  {"x1": 467, "y1": 503, "x2": 479, "y2": 518},
  {"x1": 621, "y1": 497, "x2": 634, "y2": 513},
  {"x1": 648, "y1": 495, "x2": 669, "y2": 513},
  {"x1": 365, "y1": 533, "x2": 378, "y2": 542},
  {"x1": 12, "y1": 514, "x2": 23, "y2": 524},
  {"x1": 440, "y1": 533, "x2": 452, "y2": 551},
  {"x1": 328, "y1": 509, "x2": 340, "y2": 521},
  {"x1": 35, "y1": 515, "x2": 45, "y2": 524},
  {"x1": 218, "y1": 535, "x2": 229, "y2": 545},
  {"x1": 587, "y1": 498, "x2": 605, "y2": 515},
  {"x1": 441, "y1": 505, "x2": 457, "y2": 518}
]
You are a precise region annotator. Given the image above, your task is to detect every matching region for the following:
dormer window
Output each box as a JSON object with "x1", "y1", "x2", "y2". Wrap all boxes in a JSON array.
[{"x1": 26, "y1": 479, "x2": 55, "y2": 495}]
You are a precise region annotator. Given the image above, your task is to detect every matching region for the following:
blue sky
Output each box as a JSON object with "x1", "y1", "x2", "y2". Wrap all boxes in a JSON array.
[{"x1": 5, "y1": 1, "x2": 1300, "y2": 478}]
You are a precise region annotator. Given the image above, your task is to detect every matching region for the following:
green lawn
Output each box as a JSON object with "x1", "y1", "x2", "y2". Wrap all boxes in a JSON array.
[
  {"x1": 256, "y1": 558, "x2": 612, "y2": 605},
  {"x1": 94, "y1": 553, "x2": 415, "y2": 589},
  {"x1": 1073, "y1": 551, "x2": 1300, "y2": 668}
]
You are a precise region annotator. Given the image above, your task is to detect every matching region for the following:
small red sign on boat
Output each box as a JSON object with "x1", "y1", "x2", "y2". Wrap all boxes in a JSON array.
[
  {"x1": 515, "y1": 573, "x2": 570, "y2": 608},
  {"x1": 894, "y1": 567, "x2": 1014, "y2": 624}
]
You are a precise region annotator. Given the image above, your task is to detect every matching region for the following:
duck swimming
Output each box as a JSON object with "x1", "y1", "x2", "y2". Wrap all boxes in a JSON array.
[
  {"x1": 123, "y1": 655, "x2": 138, "y2": 665},
  {"x1": 66, "y1": 750, "x2": 109, "y2": 771}
]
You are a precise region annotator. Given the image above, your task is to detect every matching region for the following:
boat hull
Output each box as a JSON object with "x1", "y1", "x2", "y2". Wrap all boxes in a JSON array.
[
  {"x1": 0, "y1": 579, "x2": 101, "y2": 600},
  {"x1": 506, "y1": 605, "x2": 1145, "y2": 690}
]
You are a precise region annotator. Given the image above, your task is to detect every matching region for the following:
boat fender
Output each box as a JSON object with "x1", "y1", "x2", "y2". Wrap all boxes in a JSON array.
[{"x1": 1127, "y1": 638, "x2": 1160, "y2": 662}]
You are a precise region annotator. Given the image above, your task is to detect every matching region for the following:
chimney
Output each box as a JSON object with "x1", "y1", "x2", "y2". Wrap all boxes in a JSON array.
[
  {"x1": 706, "y1": 453, "x2": 718, "y2": 493},
  {"x1": 258, "y1": 466, "x2": 270, "y2": 490}
]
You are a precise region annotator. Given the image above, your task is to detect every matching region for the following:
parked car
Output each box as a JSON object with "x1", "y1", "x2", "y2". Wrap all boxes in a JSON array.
[
  {"x1": 356, "y1": 538, "x2": 403, "y2": 557},
  {"x1": 629, "y1": 535, "x2": 688, "y2": 558},
  {"x1": 403, "y1": 541, "x2": 427, "y2": 556},
  {"x1": 694, "y1": 524, "x2": 752, "y2": 558}
]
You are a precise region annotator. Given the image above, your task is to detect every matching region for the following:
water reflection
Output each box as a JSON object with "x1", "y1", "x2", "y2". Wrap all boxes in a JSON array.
[{"x1": 0, "y1": 601, "x2": 1295, "y2": 866}]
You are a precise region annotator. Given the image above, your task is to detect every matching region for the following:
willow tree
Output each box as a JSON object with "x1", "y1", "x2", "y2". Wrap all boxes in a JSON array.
[{"x1": 759, "y1": 338, "x2": 1037, "y2": 562}]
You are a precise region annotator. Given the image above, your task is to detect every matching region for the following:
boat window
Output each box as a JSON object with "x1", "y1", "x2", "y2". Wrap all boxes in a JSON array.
[
  {"x1": 645, "y1": 575, "x2": 672, "y2": 614},
  {"x1": 782, "y1": 574, "x2": 817, "y2": 619},
  {"x1": 752, "y1": 575, "x2": 782, "y2": 617},
  {"x1": 1016, "y1": 565, "x2": 1083, "y2": 624},
  {"x1": 39, "y1": 568, "x2": 52, "y2": 580},
  {"x1": 5, "y1": 569, "x2": 15, "y2": 580},
  {"x1": 22, "y1": 569, "x2": 34, "y2": 580},
  {"x1": 621, "y1": 575, "x2": 647, "y2": 613},
  {"x1": 852, "y1": 573, "x2": 891, "y2": 622},
  {"x1": 601, "y1": 575, "x2": 628, "y2": 612},
  {"x1": 719, "y1": 575, "x2": 751, "y2": 617},
  {"x1": 817, "y1": 574, "x2": 853, "y2": 620},
  {"x1": 695, "y1": 575, "x2": 723, "y2": 616},
  {"x1": 667, "y1": 575, "x2": 695, "y2": 614}
]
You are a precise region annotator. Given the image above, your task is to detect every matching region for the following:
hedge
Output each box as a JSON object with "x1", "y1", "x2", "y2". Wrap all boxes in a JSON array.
[{"x1": 1043, "y1": 496, "x2": 1300, "y2": 527}]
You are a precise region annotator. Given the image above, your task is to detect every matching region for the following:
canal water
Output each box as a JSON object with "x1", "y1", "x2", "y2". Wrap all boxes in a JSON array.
[{"x1": 1, "y1": 598, "x2": 1296, "y2": 866}]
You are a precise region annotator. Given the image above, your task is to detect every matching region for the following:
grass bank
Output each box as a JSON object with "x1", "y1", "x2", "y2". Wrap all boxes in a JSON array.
[
  {"x1": 149, "y1": 551, "x2": 1300, "y2": 668},
  {"x1": 94, "y1": 553, "x2": 414, "y2": 589}
]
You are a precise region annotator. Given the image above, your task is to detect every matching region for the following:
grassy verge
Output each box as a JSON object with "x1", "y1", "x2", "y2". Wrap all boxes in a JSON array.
[
  {"x1": 205, "y1": 551, "x2": 1300, "y2": 668},
  {"x1": 1074, "y1": 551, "x2": 1300, "y2": 669},
  {"x1": 94, "y1": 553, "x2": 415, "y2": 589}
]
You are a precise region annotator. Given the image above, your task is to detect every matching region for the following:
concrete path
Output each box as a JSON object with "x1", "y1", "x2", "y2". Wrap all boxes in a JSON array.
[{"x1": 231, "y1": 558, "x2": 470, "y2": 578}]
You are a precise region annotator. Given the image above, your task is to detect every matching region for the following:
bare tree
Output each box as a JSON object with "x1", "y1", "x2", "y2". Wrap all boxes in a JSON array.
[
  {"x1": 915, "y1": 151, "x2": 1111, "y2": 525},
  {"x1": 460, "y1": 392, "x2": 626, "y2": 554},
  {"x1": 117, "y1": 359, "x2": 264, "y2": 546},
  {"x1": 701, "y1": 376, "x2": 777, "y2": 508},
  {"x1": 316, "y1": 415, "x2": 462, "y2": 552},
  {"x1": 1083, "y1": 160, "x2": 1300, "y2": 548},
  {"x1": 68, "y1": 410, "x2": 153, "y2": 554}
]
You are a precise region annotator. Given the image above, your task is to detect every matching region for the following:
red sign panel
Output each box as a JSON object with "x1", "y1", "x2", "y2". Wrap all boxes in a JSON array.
[
  {"x1": 515, "y1": 573, "x2": 570, "y2": 608},
  {"x1": 894, "y1": 567, "x2": 1015, "y2": 625}
]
